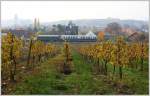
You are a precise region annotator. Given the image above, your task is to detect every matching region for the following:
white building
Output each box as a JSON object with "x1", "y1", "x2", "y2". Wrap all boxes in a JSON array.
[
  {"x1": 86, "y1": 31, "x2": 96, "y2": 37},
  {"x1": 37, "y1": 31, "x2": 97, "y2": 42}
]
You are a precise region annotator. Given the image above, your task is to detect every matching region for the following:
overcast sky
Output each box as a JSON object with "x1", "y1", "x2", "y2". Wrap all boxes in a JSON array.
[{"x1": 1, "y1": 1, "x2": 149, "y2": 22}]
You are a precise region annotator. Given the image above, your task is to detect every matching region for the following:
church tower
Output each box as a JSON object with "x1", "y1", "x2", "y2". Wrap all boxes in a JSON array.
[
  {"x1": 34, "y1": 18, "x2": 37, "y2": 32},
  {"x1": 37, "y1": 18, "x2": 40, "y2": 28},
  {"x1": 34, "y1": 18, "x2": 40, "y2": 32}
]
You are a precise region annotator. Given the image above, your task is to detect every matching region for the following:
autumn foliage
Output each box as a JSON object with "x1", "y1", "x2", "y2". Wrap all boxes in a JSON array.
[{"x1": 78, "y1": 36, "x2": 148, "y2": 79}]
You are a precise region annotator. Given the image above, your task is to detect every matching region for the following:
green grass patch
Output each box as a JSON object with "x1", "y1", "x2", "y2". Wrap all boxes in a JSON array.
[{"x1": 11, "y1": 49, "x2": 148, "y2": 95}]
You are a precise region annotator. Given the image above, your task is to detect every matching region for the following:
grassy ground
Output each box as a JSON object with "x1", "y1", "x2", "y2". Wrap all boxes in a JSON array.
[{"x1": 8, "y1": 49, "x2": 148, "y2": 95}]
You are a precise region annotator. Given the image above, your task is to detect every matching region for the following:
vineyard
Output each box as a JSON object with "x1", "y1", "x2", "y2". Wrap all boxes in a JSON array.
[{"x1": 1, "y1": 33, "x2": 149, "y2": 95}]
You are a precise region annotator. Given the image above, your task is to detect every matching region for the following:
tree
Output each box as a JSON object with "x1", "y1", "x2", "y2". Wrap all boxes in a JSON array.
[
  {"x1": 98, "y1": 32, "x2": 105, "y2": 41},
  {"x1": 127, "y1": 43, "x2": 137, "y2": 69},
  {"x1": 26, "y1": 39, "x2": 33, "y2": 69},
  {"x1": 100, "y1": 40, "x2": 113, "y2": 75},
  {"x1": 2, "y1": 32, "x2": 23, "y2": 82},
  {"x1": 111, "y1": 36, "x2": 129, "y2": 79},
  {"x1": 137, "y1": 42, "x2": 148, "y2": 71},
  {"x1": 62, "y1": 41, "x2": 73, "y2": 75},
  {"x1": 57, "y1": 24, "x2": 65, "y2": 35},
  {"x1": 105, "y1": 22, "x2": 122, "y2": 36}
]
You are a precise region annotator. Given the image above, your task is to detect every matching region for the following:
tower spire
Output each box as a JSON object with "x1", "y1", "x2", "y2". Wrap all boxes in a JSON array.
[
  {"x1": 37, "y1": 18, "x2": 40, "y2": 30},
  {"x1": 34, "y1": 18, "x2": 37, "y2": 32}
]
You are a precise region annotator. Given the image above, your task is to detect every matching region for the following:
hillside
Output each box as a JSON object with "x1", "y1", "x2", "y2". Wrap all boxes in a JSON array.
[
  {"x1": 46, "y1": 18, "x2": 148, "y2": 28},
  {"x1": 2, "y1": 18, "x2": 148, "y2": 29}
]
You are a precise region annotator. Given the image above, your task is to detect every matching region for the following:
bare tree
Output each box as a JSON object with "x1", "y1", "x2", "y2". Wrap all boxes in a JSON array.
[{"x1": 105, "y1": 22, "x2": 122, "y2": 36}]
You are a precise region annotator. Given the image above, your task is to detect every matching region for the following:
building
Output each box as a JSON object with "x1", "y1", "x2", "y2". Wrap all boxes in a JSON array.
[
  {"x1": 37, "y1": 31, "x2": 97, "y2": 42},
  {"x1": 37, "y1": 35, "x2": 61, "y2": 42},
  {"x1": 65, "y1": 21, "x2": 78, "y2": 35},
  {"x1": 1, "y1": 33, "x2": 7, "y2": 36},
  {"x1": 85, "y1": 31, "x2": 96, "y2": 37},
  {"x1": 50, "y1": 21, "x2": 78, "y2": 35},
  {"x1": 6, "y1": 28, "x2": 35, "y2": 39}
]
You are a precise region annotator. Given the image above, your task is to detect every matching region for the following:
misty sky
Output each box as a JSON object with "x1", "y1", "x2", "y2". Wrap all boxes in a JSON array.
[{"x1": 1, "y1": 1, "x2": 149, "y2": 22}]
